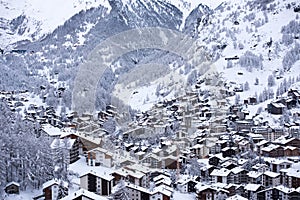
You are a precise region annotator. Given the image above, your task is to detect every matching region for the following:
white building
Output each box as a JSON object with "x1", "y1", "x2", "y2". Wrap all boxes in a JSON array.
[
  {"x1": 80, "y1": 170, "x2": 114, "y2": 196},
  {"x1": 87, "y1": 147, "x2": 113, "y2": 167}
]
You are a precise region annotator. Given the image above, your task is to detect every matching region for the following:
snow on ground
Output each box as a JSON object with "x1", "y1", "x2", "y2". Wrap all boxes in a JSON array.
[
  {"x1": 3, "y1": 156, "x2": 112, "y2": 199},
  {"x1": 0, "y1": 0, "x2": 111, "y2": 24},
  {"x1": 0, "y1": 0, "x2": 111, "y2": 46},
  {"x1": 172, "y1": 190, "x2": 196, "y2": 200},
  {"x1": 204, "y1": 0, "x2": 300, "y2": 122},
  {"x1": 3, "y1": 189, "x2": 41, "y2": 200},
  {"x1": 113, "y1": 0, "x2": 300, "y2": 117},
  {"x1": 113, "y1": 65, "x2": 187, "y2": 112},
  {"x1": 0, "y1": 92, "x2": 46, "y2": 118},
  {"x1": 198, "y1": 158, "x2": 209, "y2": 166},
  {"x1": 128, "y1": 84, "x2": 161, "y2": 112},
  {"x1": 169, "y1": 0, "x2": 224, "y2": 29},
  {"x1": 63, "y1": 22, "x2": 95, "y2": 49}
]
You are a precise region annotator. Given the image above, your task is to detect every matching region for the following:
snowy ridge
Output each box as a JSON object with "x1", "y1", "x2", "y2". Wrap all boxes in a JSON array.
[
  {"x1": 167, "y1": 0, "x2": 224, "y2": 29},
  {"x1": 0, "y1": 0, "x2": 111, "y2": 47}
]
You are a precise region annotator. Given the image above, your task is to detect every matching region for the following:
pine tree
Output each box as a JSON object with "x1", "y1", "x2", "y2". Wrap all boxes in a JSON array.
[
  {"x1": 109, "y1": 180, "x2": 130, "y2": 200},
  {"x1": 254, "y1": 77, "x2": 259, "y2": 85},
  {"x1": 267, "y1": 74, "x2": 275, "y2": 87},
  {"x1": 235, "y1": 94, "x2": 240, "y2": 105},
  {"x1": 244, "y1": 81, "x2": 250, "y2": 91},
  {"x1": 188, "y1": 158, "x2": 202, "y2": 177},
  {"x1": 0, "y1": 100, "x2": 55, "y2": 191}
]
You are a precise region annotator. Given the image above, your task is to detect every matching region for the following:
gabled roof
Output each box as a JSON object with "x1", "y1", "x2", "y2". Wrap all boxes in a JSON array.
[
  {"x1": 80, "y1": 170, "x2": 114, "y2": 181},
  {"x1": 271, "y1": 102, "x2": 286, "y2": 108},
  {"x1": 89, "y1": 147, "x2": 113, "y2": 157},
  {"x1": 42, "y1": 179, "x2": 68, "y2": 190},
  {"x1": 125, "y1": 182, "x2": 173, "y2": 197},
  {"x1": 5, "y1": 181, "x2": 20, "y2": 188},
  {"x1": 42, "y1": 124, "x2": 63, "y2": 137},
  {"x1": 153, "y1": 174, "x2": 170, "y2": 182},
  {"x1": 261, "y1": 144, "x2": 280, "y2": 152},
  {"x1": 177, "y1": 176, "x2": 198, "y2": 185},
  {"x1": 256, "y1": 140, "x2": 269, "y2": 146},
  {"x1": 114, "y1": 168, "x2": 145, "y2": 179},
  {"x1": 244, "y1": 184, "x2": 262, "y2": 191},
  {"x1": 195, "y1": 183, "x2": 229, "y2": 193},
  {"x1": 211, "y1": 168, "x2": 231, "y2": 177},
  {"x1": 258, "y1": 185, "x2": 300, "y2": 195},
  {"x1": 61, "y1": 189, "x2": 107, "y2": 200},
  {"x1": 231, "y1": 167, "x2": 246, "y2": 174},
  {"x1": 226, "y1": 194, "x2": 247, "y2": 200},
  {"x1": 275, "y1": 185, "x2": 298, "y2": 194},
  {"x1": 247, "y1": 171, "x2": 263, "y2": 178},
  {"x1": 284, "y1": 168, "x2": 300, "y2": 178},
  {"x1": 222, "y1": 147, "x2": 237, "y2": 151},
  {"x1": 264, "y1": 171, "x2": 280, "y2": 178}
]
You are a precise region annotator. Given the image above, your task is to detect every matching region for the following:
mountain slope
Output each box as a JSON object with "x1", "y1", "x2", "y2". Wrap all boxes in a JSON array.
[
  {"x1": 0, "y1": 0, "x2": 299, "y2": 119},
  {"x1": 0, "y1": 0, "x2": 111, "y2": 47}
]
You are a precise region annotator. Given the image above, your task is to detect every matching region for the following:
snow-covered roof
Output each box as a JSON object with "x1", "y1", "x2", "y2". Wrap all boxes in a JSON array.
[
  {"x1": 61, "y1": 189, "x2": 107, "y2": 200},
  {"x1": 153, "y1": 174, "x2": 170, "y2": 182},
  {"x1": 231, "y1": 167, "x2": 245, "y2": 174},
  {"x1": 210, "y1": 153, "x2": 225, "y2": 160},
  {"x1": 126, "y1": 182, "x2": 173, "y2": 197},
  {"x1": 195, "y1": 183, "x2": 229, "y2": 193},
  {"x1": 271, "y1": 102, "x2": 286, "y2": 108},
  {"x1": 142, "y1": 153, "x2": 162, "y2": 161},
  {"x1": 5, "y1": 181, "x2": 20, "y2": 188},
  {"x1": 244, "y1": 184, "x2": 261, "y2": 191},
  {"x1": 192, "y1": 144, "x2": 204, "y2": 149},
  {"x1": 247, "y1": 171, "x2": 263, "y2": 178},
  {"x1": 42, "y1": 124, "x2": 64, "y2": 137},
  {"x1": 42, "y1": 179, "x2": 68, "y2": 190},
  {"x1": 177, "y1": 175, "x2": 198, "y2": 185},
  {"x1": 237, "y1": 158, "x2": 248, "y2": 165},
  {"x1": 275, "y1": 185, "x2": 297, "y2": 194},
  {"x1": 75, "y1": 132, "x2": 102, "y2": 145},
  {"x1": 264, "y1": 171, "x2": 280, "y2": 178},
  {"x1": 222, "y1": 147, "x2": 237, "y2": 151},
  {"x1": 114, "y1": 168, "x2": 145, "y2": 179},
  {"x1": 80, "y1": 170, "x2": 114, "y2": 181},
  {"x1": 211, "y1": 168, "x2": 231, "y2": 177},
  {"x1": 89, "y1": 147, "x2": 113, "y2": 156},
  {"x1": 267, "y1": 158, "x2": 293, "y2": 165},
  {"x1": 284, "y1": 168, "x2": 300, "y2": 178},
  {"x1": 125, "y1": 163, "x2": 151, "y2": 174},
  {"x1": 256, "y1": 140, "x2": 269, "y2": 146},
  {"x1": 155, "y1": 177, "x2": 172, "y2": 186},
  {"x1": 261, "y1": 144, "x2": 280, "y2": 152},
  {"x1": 238, "y1": 140, "x2": 249, "y2": 146},
  {"x1": 50, "y1": 138, "x2": 76, "y2": 150},
  {"x1": 226, "y1": 194, "x2": 247, "y2": 200}
]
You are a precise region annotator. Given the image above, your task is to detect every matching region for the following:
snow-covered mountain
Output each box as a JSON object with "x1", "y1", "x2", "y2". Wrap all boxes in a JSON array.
[
  {"x1": 0, "y1": 0, "x2": 299, "y2": 119},
  {"x1": 0, "y1": 0, "x2": 111, "y2": 47},
  {"x1": 0, "y1": 0, "x2": 224, "y2": 48}
]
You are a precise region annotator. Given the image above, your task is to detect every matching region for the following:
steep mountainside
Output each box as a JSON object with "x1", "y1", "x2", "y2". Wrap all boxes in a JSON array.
[{"x1": 0, "y1": 0, "x2": 299, "y2": 118}]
